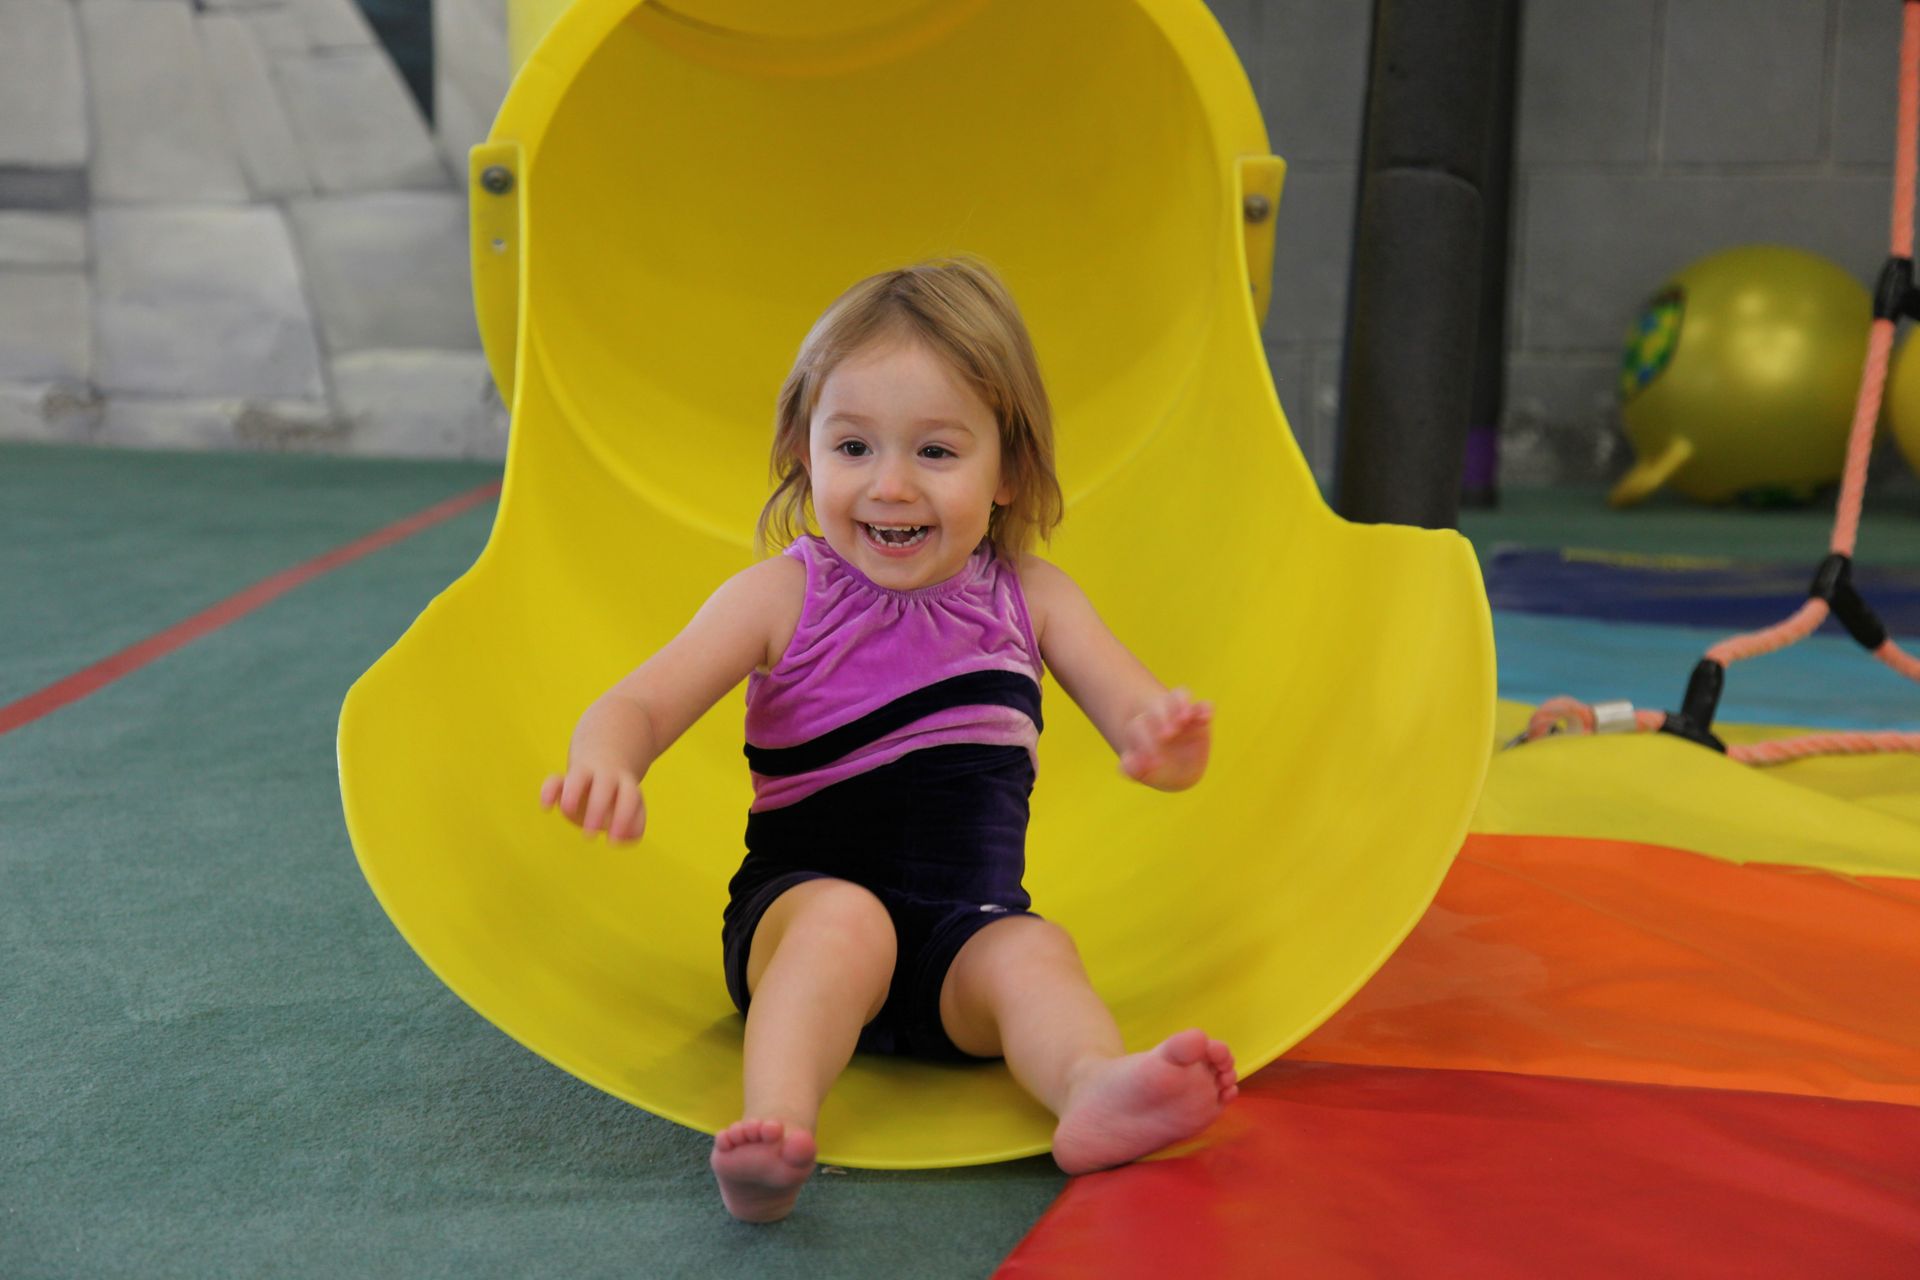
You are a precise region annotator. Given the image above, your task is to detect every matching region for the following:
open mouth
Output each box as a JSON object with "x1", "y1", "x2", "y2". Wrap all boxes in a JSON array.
[{"x1": 861, "y1": 522, "x2": 931, "y2": 550}]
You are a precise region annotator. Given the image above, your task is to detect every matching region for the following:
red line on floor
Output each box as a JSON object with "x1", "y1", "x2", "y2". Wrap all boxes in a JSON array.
[{"x1": 0, "y1": 480, "x2": 502, "y2": 738}]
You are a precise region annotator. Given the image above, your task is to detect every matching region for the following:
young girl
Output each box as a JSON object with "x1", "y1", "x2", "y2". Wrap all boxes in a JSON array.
[{"x1": 539, "y1": 257, "x2": 1236, "y2": 1223}]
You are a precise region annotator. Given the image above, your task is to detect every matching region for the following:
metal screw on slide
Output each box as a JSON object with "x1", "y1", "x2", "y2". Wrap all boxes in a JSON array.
[
  {"x1": 1242, "y1": 194, "x2": 1270, "y2": 222},
  {"x1": 481, "y1": 166, "x2": 515, "y2": 196}
]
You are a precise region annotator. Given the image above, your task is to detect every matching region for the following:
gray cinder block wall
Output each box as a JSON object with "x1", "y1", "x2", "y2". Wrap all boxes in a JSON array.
[
  {"x1": 0, "y1": 0, "x2": 1907, "y2": 489},
  {"x1": 1216, "y1": 0, "x2": 1904, "y2": 491},
  {"x1": 0, "y1": 0, "x2": 509, "y2": 459}
]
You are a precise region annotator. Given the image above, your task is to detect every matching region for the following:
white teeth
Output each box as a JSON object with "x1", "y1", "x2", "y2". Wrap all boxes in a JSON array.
[{"x1": 862, "y1": 522, "x2": 929, "y2": 548}]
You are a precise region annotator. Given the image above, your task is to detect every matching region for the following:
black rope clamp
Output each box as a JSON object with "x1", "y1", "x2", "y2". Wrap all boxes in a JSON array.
[
  {"x1": 1810, "y1": 553, "x2": 1890, "y2": 650},
  {"x1": 1873, "y1": 256, "x2": 1920, "y2": 322},
  {"x1": 1658, "y1": 658, "x2": 1727, "y2": 753}
]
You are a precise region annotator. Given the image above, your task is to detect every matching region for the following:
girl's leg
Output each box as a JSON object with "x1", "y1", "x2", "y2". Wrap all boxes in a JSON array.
[
  {"x1": 712, "y1": 877, "x2": 896, "y2": 1222},
  {"x1": 937, "y1": 917, "x2": 1238, "y2": 1174}
]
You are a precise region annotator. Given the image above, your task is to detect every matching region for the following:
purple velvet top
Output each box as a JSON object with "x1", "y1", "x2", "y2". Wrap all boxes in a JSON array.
[{"x1": 743, "y1": 535, "x2": 1044, "y2": 812}]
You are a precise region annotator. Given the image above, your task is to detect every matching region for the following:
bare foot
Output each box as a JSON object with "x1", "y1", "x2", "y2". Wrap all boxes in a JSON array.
[
  {"x1": 710, "y1": 1117, "x2": 817, "y2": 1222},
  {"x1": 1051, "y1": 1028, "x2": 1239, "y2": 1175}
]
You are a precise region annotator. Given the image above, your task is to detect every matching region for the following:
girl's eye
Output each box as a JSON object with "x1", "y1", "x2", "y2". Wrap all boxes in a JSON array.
[
  {"x1": 837, "y1": 441, "x2": 869, "y2": 457},
  {"x1": 920, "y1": 446, "x2": 955, "y2": 460}
]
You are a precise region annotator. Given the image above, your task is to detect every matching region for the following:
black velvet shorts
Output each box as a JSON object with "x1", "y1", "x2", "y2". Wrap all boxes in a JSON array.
[{"x1": 721, "y1": 744, "x2": 1041, "y2": 1060}]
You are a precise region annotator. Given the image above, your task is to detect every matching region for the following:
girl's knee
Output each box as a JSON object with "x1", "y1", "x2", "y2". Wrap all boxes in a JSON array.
[
  {"x1": 999, "y1": 916, "x2": 1079, "y2": 960},
  {"x1": 959, "y1": 915, "x2": 1081, "y2": 986},
  {"x1": 768, "y1": 879, "x2": 896, "y2": 965}
]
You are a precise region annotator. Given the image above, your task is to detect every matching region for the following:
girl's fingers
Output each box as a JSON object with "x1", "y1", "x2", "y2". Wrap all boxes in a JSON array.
[
  {"x1": 539, "y1": 775, "x2": 561, "y2": 809},
  {"x1": 559, "y1": 769, "x2": 589, "y2": 821},
  {"x1": 611, "y1": 785, "x2": 645, "y2": 843},
  {"x1": 582, "y1": 773, "x2": 617, "y2": 835}
]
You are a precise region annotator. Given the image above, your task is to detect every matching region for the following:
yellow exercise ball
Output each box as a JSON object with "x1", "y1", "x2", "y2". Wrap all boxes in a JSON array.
[
  {"x1": 1882, "y1": 330, "x2": 1920, "y2": 480},
  {"x1": 1611, "y1": 245, "x2": 1870, "y2": 507}
]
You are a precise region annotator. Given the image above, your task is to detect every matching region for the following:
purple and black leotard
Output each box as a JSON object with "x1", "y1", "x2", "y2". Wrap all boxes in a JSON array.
[{"x1": 720, "y1": 533, "x2": 1046, "y2": 1059}]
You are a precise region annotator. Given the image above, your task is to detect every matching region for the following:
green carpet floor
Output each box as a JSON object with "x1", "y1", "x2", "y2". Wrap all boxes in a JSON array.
[
  {"x1": 5, "y1": 442, "x2": 1918, "y2": 1277},
  {"x1": 1, "y1": 445, "x2": 1060, "y2": 1279}
]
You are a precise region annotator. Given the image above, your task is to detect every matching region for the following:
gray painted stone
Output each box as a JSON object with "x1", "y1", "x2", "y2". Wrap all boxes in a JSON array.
[
  {"x1": 0, "y1": 383, "x2": 61, "y2": 443},
  {"x1": 433, "y1": 77, "x2": 492, "y2": 179},
  {"x1": 275, "y1": 48, "x2": 451, "y2": 192},
  {"x1": 1834, "y1": 0, "x2": 1901, "y2": 166},
  {"x1": 0, "y1": 2, "x2": 88, "y2": 169},
  {"x1": 1308, "y1": 346, "x2": 1345, "y2": 490},
  {"x1": 1259, "y1": 1, "x2": 1370, "y2": 166},
  {"x1": 97, "y1": 396, "x2": 340, "y2": 452},
  {"x1": 0, "y1": 167, "x2": 89, "y2": 213},
  {"x1": 1519, "y1": 174, "x2": 1888, "y2": 349},
  {"x1": 1518, "y1": 0, "x2": 1655, "y2": 166},
  {"x1": 243, "y1": 7, "x2": 310, "y2": 55},
  {"x1": 0, "y1": 381, "x2": 102, "y2": 445},
  {"x1": 288, "y1": 192, "x2": 479, "y2": 353},
  {"x1": 1265, "y1": 167, "x2": 1357, "y2": 345},
  {"x1": 292, "y1": 0, "x2": 376, "y2": 50},
  {"x1": 201, "y1": 13, "x2": 315, "y2": 199},
  {"x1": 0, "y1": 272, "x2": 89, "y2": 382},
  {"x1": 0, "y1": 213, "x2": 86, "y2": 269},
  {"x1": 435, "y1": 0, "x2": 512, "y2": 170},
  {"x1": 80, "y1": 0, "x2": 250, "y2": 205},
  {"x1": 93, "y1": 206, "x2": 326, "y2": 399},
  {"x1": 1662, "y1": 0, "x2": 1825, "y2": 164},
  {"x1": 332, "y1": 350, "x2": 508, "y2": 459},
  {"x1": 1258, "y1": 341, "x2": 1339, "y2": 490},
  {"x1": 1500, "y1": 355, "x2": 1628, "y2": 487}
]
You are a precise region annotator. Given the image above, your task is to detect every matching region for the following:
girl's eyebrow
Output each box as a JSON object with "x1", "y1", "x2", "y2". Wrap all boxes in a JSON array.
[{"x1": 824, "y1": 411, "x2": 978, "y2": 435}]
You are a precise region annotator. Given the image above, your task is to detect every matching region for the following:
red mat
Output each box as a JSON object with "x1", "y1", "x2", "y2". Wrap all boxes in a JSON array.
[
  {"x1": 998, "y1": 1061, "x2": 1920, "y2": 1279},
  {"x1": 997, "y1": 834, "x2": 1920, "y2": 1277}
]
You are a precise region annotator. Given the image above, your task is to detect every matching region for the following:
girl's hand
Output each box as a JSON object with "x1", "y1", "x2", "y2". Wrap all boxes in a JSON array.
[
  {"x1": 539, "y1": 764, "x2": 646, "y2": 844},
  {"x1": 1120, "y1": 687, "x2": 1213, "y2": 791}
]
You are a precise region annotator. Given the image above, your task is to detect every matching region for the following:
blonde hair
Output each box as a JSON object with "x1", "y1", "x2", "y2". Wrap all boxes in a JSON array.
[{"x1": 757, "y1": 256, "x2": 1065, "y2": 562}]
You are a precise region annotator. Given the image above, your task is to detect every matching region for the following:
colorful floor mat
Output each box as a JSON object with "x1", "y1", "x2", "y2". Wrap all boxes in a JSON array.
[
  {"x1": 998, "y1": 566, "x2": 1920, "y2": 1277},
  {"x1": 997, "y1": 832, "x2": 1920, "y2": 1278}
]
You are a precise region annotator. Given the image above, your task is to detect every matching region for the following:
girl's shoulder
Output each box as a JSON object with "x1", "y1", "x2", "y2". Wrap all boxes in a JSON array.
[
  {"x1": 1013, "y1": 551, "x2": 1070, "y2": 648},
  {"x1": 736, "y1": 551, "x2": 807, "y2": 673}
]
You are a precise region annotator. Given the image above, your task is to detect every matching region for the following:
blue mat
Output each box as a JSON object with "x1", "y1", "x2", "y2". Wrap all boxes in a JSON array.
[
  {"x1": 1484, "y1": 546, "x2": 1920, "y2": 633},
  {"x1": 1493, "y1": 610, "x2": 1919, "y2": 732}
]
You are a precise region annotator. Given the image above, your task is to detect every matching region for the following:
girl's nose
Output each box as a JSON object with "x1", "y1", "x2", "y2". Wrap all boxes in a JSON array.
[{"x1": 870, "y1": 455, "x2": 916, "y2": 500}]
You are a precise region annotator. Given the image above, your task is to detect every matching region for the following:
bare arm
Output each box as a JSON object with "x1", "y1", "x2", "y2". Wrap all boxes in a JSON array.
[
  {"x1": 1021, "y1": 555, "x2": 1212, "y2": 791},
  {"x1": 540, "y1": 555, "x2": 803, "y2": 841}
]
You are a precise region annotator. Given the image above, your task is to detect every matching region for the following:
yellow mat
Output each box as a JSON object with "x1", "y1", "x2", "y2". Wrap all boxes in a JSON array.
[
  {"x1": 1481, "y1": 702, "x2": 1920, "y2": 880},
  {"x1": 337, "y1": 0, "x2": 1494, "y2": 1168}
]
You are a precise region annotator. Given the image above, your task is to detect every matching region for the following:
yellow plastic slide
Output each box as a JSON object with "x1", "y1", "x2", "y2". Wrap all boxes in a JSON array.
[{"x1": 337, "y1": 0, "x2": 1495, "y2": 1168}]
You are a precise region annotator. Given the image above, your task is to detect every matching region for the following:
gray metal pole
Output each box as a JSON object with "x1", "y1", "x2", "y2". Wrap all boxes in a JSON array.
[{"x1": 1334, "y1": 0, "x2": 1521, "y2": 529}]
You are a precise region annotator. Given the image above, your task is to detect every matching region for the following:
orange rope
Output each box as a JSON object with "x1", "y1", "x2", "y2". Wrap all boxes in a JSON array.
[{"x1": 1513, "y1": 3, "x2": 1920, "y2": 765}]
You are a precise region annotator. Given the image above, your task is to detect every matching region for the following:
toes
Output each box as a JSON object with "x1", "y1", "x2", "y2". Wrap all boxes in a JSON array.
[
  {"x1": 716, "y1": 1118, "x2": 792, "y2": 1153},
  {"x1": 1161, "y1": 1028, "x2": 1209, "y2": 1066},
  {"x1": 780, "y1": 1127, "x2": 818, "y2": 1168},
  {"x1": 1205, "y1": 1040, "x2": 1238, "y2": 1087}
]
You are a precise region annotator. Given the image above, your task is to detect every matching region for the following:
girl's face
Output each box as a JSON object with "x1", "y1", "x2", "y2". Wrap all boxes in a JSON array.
[{"x1": 805, "y1": 336, "x2": 1012, "y2": 591}]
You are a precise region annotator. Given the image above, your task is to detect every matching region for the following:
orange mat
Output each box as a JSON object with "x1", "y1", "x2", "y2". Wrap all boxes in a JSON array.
[
  {"x1": 1289, "y1": 832, "x2": 1920, "y2": 1105},
  {"x1": 997, "y1": 832, "x2": 1920, "y2": 1277}
]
